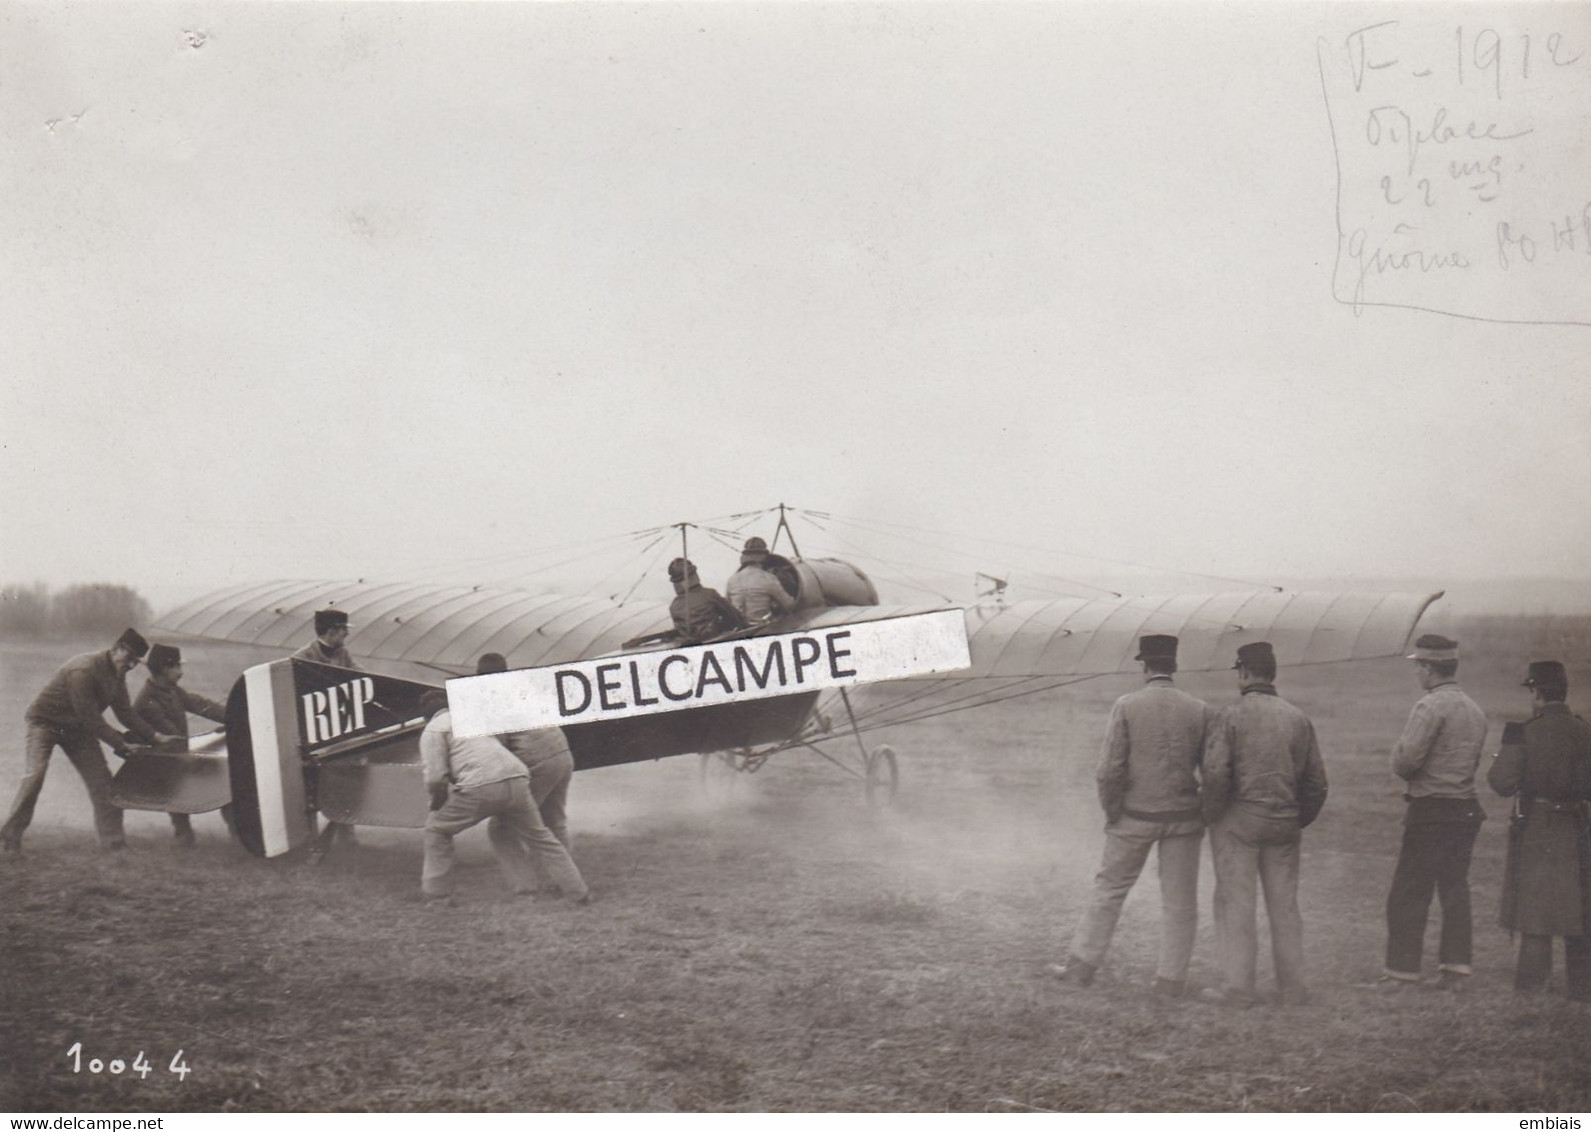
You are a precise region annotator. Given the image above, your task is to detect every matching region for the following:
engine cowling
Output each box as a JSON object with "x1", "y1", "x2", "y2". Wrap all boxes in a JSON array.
[{"x1": 764, "y1": 554, "x2": 879, "y2": 611}]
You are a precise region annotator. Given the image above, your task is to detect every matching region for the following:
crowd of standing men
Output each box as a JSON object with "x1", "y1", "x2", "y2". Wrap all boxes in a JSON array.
[{"x1": 1050, "y1": 633, "x2": 1591, "y2": 1006}]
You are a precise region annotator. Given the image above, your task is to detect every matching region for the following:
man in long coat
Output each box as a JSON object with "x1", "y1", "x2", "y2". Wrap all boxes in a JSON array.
[{"x1": 1488, "y1": 660, "x2": 1591, "y2": 1002}]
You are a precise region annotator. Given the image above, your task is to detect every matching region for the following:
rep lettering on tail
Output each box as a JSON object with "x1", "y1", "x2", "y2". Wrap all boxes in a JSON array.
[{"x1": 300, "y1": 676, "x2": 376, "y2": 744}]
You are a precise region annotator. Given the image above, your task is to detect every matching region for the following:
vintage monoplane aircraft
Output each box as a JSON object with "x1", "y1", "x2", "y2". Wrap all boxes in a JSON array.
[{"x1": 118, "y1": 506, "x2": 1443, "y2": 858}]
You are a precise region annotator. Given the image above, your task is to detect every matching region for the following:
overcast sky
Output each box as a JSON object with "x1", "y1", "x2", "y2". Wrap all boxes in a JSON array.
[{"x1": 3, "y1": 2, "x2": 1588, "y2": 612}]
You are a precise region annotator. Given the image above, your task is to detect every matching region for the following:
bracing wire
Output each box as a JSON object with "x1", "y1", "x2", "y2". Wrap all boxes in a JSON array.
[{"x1": 805, "y1": 508, "x2": 1283, "y2": 595}]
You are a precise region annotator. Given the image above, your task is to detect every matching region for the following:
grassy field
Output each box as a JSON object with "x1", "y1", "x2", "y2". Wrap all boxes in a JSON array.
[{"x1": 2, "y1": 622, "x2": 1589, "y2": 1113}]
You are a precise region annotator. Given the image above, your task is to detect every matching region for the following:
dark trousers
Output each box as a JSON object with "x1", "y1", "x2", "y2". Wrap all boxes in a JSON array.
[
  {"x1": 1516, "y1": 935, "x2": 1591, "y2": 1001},
  {"x1": 1385, "y1": 816, "x2": 1481, "y2": 977}
]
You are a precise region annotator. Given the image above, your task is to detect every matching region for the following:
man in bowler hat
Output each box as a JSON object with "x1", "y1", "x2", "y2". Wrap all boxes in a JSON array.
[
  {"x1": 1201, "y1": 641, "x2": 1327, "y2": 1006},
  {"x1": 1051, "y1": 634, "x2": 1210, "y2": 998},
  {"x1": 134, "y1": 643, "x2": 229, "y2": 847},
  {"x1": 1488, "y1": 660, "x2": 1591, "y2": 1002},
  {"x1": 1379, "y1": 634, "x2": 1488, "y2": 990},
  {"x1": 2, "y1": 629, "x2": 175, "y2": 853},
  {"x1": 293, "y1": 609, "x2": 360, "y2": 669}
]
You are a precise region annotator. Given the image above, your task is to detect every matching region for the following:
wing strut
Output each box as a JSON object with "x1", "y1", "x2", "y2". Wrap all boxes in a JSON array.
[{"x1": 772, "y1": 502, "x2": 802, "y2": 558}]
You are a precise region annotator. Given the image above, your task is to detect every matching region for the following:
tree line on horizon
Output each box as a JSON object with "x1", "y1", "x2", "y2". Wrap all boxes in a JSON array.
[{"x1": 0, "y1": 582, "x2": 152, "y2": 638}]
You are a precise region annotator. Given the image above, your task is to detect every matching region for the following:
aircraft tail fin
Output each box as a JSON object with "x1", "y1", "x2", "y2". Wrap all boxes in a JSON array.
[{"x1": 225, "y1": 660, "x2": 437, "y2": 857}]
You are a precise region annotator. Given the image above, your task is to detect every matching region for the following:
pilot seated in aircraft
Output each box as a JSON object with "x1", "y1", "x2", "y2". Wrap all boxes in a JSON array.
[
  {"x1": 725, "y1": 537, "x2": 796, "y2": 625},
  {"x1": 133, "y1": 643, "x2": 230, "y2": 848},
  {"x1": 667, "y1": 558, "x2": 747, "y2": 644},
  {"x1": 292, "y1": 609, "x2": 360, "y2": 669}
]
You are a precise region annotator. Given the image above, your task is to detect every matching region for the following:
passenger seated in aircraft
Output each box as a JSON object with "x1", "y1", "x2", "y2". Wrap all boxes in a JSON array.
[
  {"x1": 134, "y1": 643, "x2": 229, "y2": 847},
  {"x1": 292, "y1": 609, "x2": 361, "y2": 669},
  {"x1": 726, "y1": 536, "x2": 797, "y2": 624},
  {"x1": 668, "y1": 558, "x2": 747, "y2": 644}
]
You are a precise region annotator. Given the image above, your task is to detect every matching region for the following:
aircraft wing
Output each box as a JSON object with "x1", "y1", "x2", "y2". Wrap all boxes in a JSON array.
[
  {"x1": 155, "y1": 580, "x2": 672, "y2": 671},
  {"x1": 159, "y1": 581, "x2": 1440, "y2": 677},
  {"x1": 785, "y1": 589, "x2": 1443, "y2": 677}
]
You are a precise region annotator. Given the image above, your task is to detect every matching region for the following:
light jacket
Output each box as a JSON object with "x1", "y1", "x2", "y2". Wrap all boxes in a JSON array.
[
  {"x1": 1202, "y1": 684, "x2": 1327, "y2": 827},
  {"x1": 421, "y1": 710, "x2": 528, "y2": 793},
  {"x1": 726, "y1": 565, "x2": 796, "y2": 622},
  {"x1": 1391, "y1": 682, "x2": 1487, "y2": 799},
  {"x1": 502, "y1": 727, "x2": 573, "y2": 770},
  {"x1": 1096, "y1": 676, "x2": 1210, "y2": 823}
]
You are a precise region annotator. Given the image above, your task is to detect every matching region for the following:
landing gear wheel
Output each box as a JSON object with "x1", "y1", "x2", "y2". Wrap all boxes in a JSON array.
[
  {"x1": 698, "y1": 752, "x2": 739, "y2": 800},
  {"x1": 865, "y1": 744, "x2": 899, "y2": 806}
]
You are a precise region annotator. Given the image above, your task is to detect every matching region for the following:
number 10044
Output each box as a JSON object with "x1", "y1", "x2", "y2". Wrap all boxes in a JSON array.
[{"x1": 66, "y1": 1043, "x2": 190, "y2": 1080}]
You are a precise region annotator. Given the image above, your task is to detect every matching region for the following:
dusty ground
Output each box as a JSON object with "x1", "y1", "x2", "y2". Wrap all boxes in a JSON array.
[{"x1": 2, "y1": 621, "x2": 1589, "y2": 1112}]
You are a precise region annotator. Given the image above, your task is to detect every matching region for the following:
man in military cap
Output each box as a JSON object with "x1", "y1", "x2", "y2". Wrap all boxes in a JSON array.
[
  {"x1": 293, "y1": 609, "x2": 360, "y2": 669},
  {"x1": 726, "y1": 537, "x2": 796, "y2": 624},
  {"x1": 1201, "y1": 642, "x2": 1328, "y2": 1006},
  {"x1": 1, "y1": 629, "x2": 176, "y2": 853},
  {"x1": 1379, "y1": 633, "x2": 1488, "y2": 990},
  {"x1": 1051, "y1": 634, "x2": 1210, "y2": 999},
  {"x1": 667, "y1": 558, "x2": 746, "y2": 644},
  {"x1": 1488, "y1": 660, "x2": 1591, "y2": 1002},
  {"x1": 134, "y1": 644, "x2": 229, "y2": 847},
  {"x1": 291, "y1": 610, "x2": 361, "y2": 847}
]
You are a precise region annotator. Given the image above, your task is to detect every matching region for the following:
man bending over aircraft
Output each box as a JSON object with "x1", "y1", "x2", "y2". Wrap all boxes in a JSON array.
[
  {"x1": 417, "y1": 690, "x2": 589, "y2": 905},
  {"x1": 478, "y1": 652, "x2": 576, "y2": 889},
  {"x1": 2, "y1": 629, "x2": 176, "y2": 854},
  {"x1": 293, "y1": 609, "x2": 360, "y2": 669},
  {"x1": 134, "y1": 643, "x2": 230, "y2": 848},
  {"x1": 726, "y1": 537, "x2": 796, "y2": 624},
  {"x1": 668, "y1": 558, "x2": 746, "y2": 644}
]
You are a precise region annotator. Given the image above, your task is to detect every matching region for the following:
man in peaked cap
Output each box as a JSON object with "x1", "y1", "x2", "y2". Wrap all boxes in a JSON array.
[
  {"x1": 726, "y1": 536, "x2": 797, "y2": 624},
  {"x1": 1051, "y1": 633, "x2": 1212, "y2": 999},
  {"x1": 667, "y1": 558, "x2": 746, "y2": 645},
  {"x1": 1487, "y1": 660, "x2": 1591, "y2": 1002},
  {"x1": 134, "y1": 644, "x2": 229, "y2": 847},
  {"x1": 292, "y1": 609, "x2": 360, "y2": 669},
  {"x1": 1200, "y1": 642, "x2": 1328, "y2": 1006},
  {"x1": 290, "y1": 610, "x2": 361, "y2": 849},
  {"x1": 2, "y1": 629, "x2": 176, "y2": 853},
  {"x1": 1378, "y1": 633, "x2": 1488, "y2": 990}
]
